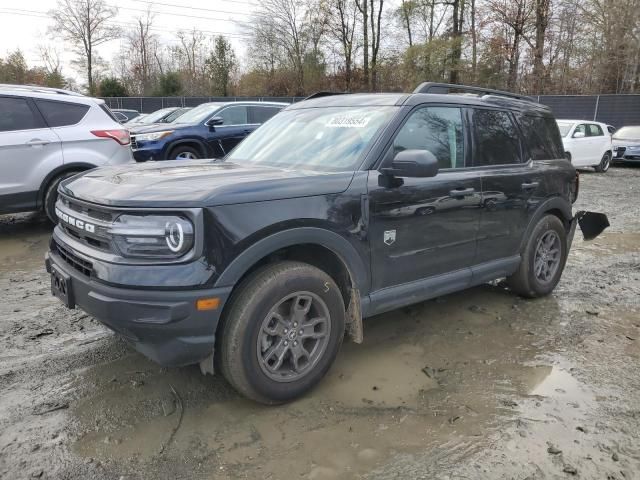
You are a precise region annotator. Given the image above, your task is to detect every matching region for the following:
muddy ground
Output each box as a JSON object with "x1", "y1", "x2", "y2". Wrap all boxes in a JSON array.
[{"x1": 0, "y1": 166, "x2": 639, "y2": 480}]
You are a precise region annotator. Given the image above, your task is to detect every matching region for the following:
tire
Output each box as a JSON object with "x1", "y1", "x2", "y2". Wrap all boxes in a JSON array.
[
  {"x1": 218, "y1": 261, "x2": 346, "y2": 404},
  {"x1": 565, "y1": 152, "x2": 572, "y2": 162},
  {"x1": 169, "y1": 145, "x2": 200, "y2": 160},
  {"x1": 44, "y1": 171, "x2": 81, "y2": 223},
  {"x1": 594, "y1": 152, "x2": 611, "y2": 172},
  {"x1": 507, "y1": 214, "x2": 568, "y2": 298}
]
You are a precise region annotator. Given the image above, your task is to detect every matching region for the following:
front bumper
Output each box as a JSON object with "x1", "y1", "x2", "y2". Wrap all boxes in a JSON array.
[
  {"x1": 131, "y1": 145, "x2": 165, "y2": 162},
  {"x1": 45, "y1": 247, "x2": 232, "y2": 367}
]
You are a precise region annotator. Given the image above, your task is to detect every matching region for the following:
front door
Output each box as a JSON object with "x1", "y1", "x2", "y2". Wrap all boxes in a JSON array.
[
  {"x1": 207, "y1": 105, "x2": 250, "y2": 156},
  {"x1": 368, "y1": 105, "x2": 481, "y2": 292}
]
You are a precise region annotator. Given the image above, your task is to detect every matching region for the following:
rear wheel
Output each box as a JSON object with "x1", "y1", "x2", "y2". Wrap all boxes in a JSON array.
[
  {"x1": 218, "y1": 261, "x2": 346, "y2": 404},
  {"x1": 507, "y1": 215, "x2": 568, "y2": 298},
  {"x1": 44, "y1": 171, "x2": 81, "y2": 223},
  {"x1": 169, "y1": 145, "x2": 200, "y2": 160},
  {"x1": 594, "y1": 152, "x2": 611, "y2": 172}
]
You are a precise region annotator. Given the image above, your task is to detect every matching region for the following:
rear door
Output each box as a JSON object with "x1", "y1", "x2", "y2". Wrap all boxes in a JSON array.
[
  {"x1": 470, "y1": 108, "x2": 540, "y2": 263},
  {"x1": 586, "y1": 123, "x2": 609, "y2": 162},
  {"x1": 368, "y1": 105, "x2": 481, "y2": 291},
  {"x1": 0, "y1": 95, "x2": 62, "y2": 212}
]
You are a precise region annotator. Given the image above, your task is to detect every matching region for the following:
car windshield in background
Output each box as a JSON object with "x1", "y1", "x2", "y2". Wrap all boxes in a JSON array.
[
  {"x1": 613, "y1": 126, "x2": 640, "y2": 140},
  {"x1": 165, "y1": 108, "x2": 190, "y2": 123},
  {"x1": 227, "y1": 106, "x2": 397, "y2": 172},
  {"x1": 136, "y1": 108, "x2": 176, "y2": 124},
  {"x1": 556, "y1": 122, "x2": 573, "y2": 137},
  {"x1": 172, "y1": 103, "x2": 224, "y2": 124}
]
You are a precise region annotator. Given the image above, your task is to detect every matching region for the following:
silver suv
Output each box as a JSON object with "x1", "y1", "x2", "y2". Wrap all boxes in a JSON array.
[{"x1": 0, "y1": 84, "x2": 133, "y2": 222}]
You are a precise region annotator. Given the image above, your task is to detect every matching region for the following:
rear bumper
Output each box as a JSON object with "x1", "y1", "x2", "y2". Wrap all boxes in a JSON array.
[{"x1": 45, "y1": 249, "x2": 232, "y2": 367}]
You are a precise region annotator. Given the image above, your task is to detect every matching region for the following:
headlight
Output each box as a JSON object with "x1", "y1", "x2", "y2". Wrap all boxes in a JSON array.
[
  {"x1": 109, "y1": 214, "x2": 194, "y2": 259},
  {"x1": 135, "y1": 131, "x2": 174, "y2": 142}
]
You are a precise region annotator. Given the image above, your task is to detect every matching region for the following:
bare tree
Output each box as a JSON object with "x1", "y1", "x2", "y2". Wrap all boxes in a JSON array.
[
  {"x1": 127, "y1": 9, "x2": 158, "y2": 95},
  {"x1": 369, "y1": 0, "x2": 385, "y2": 90},
  {"x1": 49, "y1": 0, "x2": 120, "y2": 94},
  {"x1": 327, "y1": 0, "x2": 359, "y2": 90}
]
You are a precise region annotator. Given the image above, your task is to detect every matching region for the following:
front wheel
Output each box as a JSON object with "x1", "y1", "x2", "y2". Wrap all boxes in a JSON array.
[
  {"x1": 218, "y1": 261, "x2": 346, "y2": 404},
  {"x1": 594, "y1": 152, "x2": 611, "y2": 172},
  {"x1": 169, "y1": 145, "x2": 200, "y2": 160},
  {"x1": 44, "y1": 171, "x2": 82, "y2": 223},
  {"x1": 507, "y1": 215, "x2": 568, "y2": 298}
]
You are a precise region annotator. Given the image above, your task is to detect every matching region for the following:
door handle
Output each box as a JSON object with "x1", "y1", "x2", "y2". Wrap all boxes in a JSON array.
[
  {"x1": 26, "y1": 139, "x2": 50, "y2": 147},
  {"x1": 521, "y1": 181, "x2": 539, "y2": 190},
  {"x1": 449, "y1": 188, "x2": 476, "y2": 197}
]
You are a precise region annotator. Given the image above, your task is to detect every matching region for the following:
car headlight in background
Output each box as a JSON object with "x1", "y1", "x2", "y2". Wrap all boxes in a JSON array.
[
  {"x1": 109, "y1": 214, "x2": 194, "y2": 258},
  {"x1": 135, "y1": 131, "x2": 174, "y2": 142}
]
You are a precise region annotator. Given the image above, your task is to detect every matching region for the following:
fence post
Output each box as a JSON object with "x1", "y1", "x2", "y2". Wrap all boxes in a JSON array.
[{"x1": 593, "y1": 95, "x2": 600, "y2": 121}]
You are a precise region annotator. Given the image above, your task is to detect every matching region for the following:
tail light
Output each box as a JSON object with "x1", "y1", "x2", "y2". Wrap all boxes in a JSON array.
[
  {"x1": 91, "y1": 129, "x2": 130, "y2": 146},
  {"x1": 571, "y1": 170, "x2": 579, "y2": 203}
]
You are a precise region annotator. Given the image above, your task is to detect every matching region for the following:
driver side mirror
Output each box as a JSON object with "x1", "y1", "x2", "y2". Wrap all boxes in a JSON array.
[
  {"x1": 573, "y1": 131, "x2": 585, "y2": 138},
  {"x1": 205, "y1": 116, "x2": 224, "y2": 128},
  {"x1": 382, "y1": 149, "x2": 439, "y2": 178}
]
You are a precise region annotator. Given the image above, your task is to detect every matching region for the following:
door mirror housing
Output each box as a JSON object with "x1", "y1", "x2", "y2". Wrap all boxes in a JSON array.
[
  {"x1": 573, "y1": 131, "x2": 585, "y2": 139},
  {"x1": 383, "y1": 149, "x2": 439, "y2": 178},
  {"x1": 205, "y1": 116, "x2": 224, "y2": 128}
]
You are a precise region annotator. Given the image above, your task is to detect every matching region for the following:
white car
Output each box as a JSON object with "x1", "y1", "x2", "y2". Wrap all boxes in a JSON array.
[
  {"x1": 556, "y1": 120, "x2": 612, "y2": 172},
  {"x1": 0, "y1": 84, "x2": 133, "y2": 222}
]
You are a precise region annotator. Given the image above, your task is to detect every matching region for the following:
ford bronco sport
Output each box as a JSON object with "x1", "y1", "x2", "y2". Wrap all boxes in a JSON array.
[{"x1": 45, "y1": 83, "x2": 607, "y2": 404}]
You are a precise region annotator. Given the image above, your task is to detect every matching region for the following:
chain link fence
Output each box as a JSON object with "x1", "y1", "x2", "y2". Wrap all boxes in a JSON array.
[{"x1": 102, "y1": 95, "x2": 640, "y2": 128}]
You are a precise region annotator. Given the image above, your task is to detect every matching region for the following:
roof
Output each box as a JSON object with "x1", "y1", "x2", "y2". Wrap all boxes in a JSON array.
[
  {"x1": 0, "y1": 84, "x2": 104, "y2": 106},
  {"x1": 288, "y1": 91, "x2": 551, "y2": 115}
]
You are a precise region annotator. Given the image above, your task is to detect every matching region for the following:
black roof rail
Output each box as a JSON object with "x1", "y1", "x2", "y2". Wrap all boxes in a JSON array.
[
  {"x1": 413, "y1": 82, "x2": 530, "y2": 102},
  {"x1": 303, "y1": 91, "x2": 348, "y2": 101}
]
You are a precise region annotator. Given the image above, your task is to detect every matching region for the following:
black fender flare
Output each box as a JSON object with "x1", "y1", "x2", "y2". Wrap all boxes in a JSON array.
[
  {"x1": 165, "y1": 138, "x2": 208, "y2": 159},
  {"x1": 37, "y1": 162, "x2": 97, "y2": 208},
  {"x1": 518, "y1": 196, "x2": 573, "y2": 252},
  {"x1": 214, "y1": 227, "x2": 370, "y2": 295}
]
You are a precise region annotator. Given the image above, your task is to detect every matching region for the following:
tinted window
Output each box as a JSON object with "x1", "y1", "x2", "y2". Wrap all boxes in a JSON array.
[
  {"x1": 472, "y1": 109, "x2": 521, "y2": 166},
  {"x1": 36, "y1": 99, "x2": 89, "y2": 127},
  {"x1": 248, "y1": 106, "x2": 282, "y2": 124},
  {"x1": 519, "y1": 114, "x2": 564, "y2": 160},
  {"x1": 218, "y1": 106, "x2": 248, "y2": 125},
  {"x1": 391, "y1": 106, "x2": 465, "y2": 169},
  {"x1": 0, "y1": 97, "x2": 43, "y2": 132},
  {"x1": 587, "y1": 124, "x2": 604, "y2": 136}
]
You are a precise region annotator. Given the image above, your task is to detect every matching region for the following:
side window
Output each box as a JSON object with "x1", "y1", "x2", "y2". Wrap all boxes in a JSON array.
[
  {"x1": 587, "y1": 124, "x2": 604, "y2": 136},
  {"x1": 217, "y1": 106, "x2": 248, "y2": 125},
  {"x1": 472, "y1": 109, "x2": 521, "y2": 166},
  {"x1": 517, "y1": 114, "x2": 564, "y2": 160},
  {"x1": 574, "y1": 124, "x2": 587, "y2": 136},
  {"x1": 36, "y1": 100, "x2": 90, "y2": 127},
  {"x1": 248, "y1": 106, "x2": 282, "y2": 124},
  {"x1": 390, "y1": 106, "x2": 465, "y2": 169},
  {"x1": 0, "y1": 97, "x2": 43, "y2": 132}
]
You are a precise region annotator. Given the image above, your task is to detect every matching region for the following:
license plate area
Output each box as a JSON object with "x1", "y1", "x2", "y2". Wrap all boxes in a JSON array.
[{"x1": 51, "y1": 265, "x2": 75, "y2": 309}]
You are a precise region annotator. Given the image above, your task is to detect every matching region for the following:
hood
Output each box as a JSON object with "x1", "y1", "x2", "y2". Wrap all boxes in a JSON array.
[
  {"x1": 60, "y1": 160, "x2": 355, "y2": 208},
  {"x1": 130, "y1": 123, "x2": 192, "y2": 134}
]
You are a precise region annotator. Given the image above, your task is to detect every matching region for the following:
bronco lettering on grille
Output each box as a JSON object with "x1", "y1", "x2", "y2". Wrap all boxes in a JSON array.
[{"x1": 56, "y1": 207, "x2": 96, "y2": 233}]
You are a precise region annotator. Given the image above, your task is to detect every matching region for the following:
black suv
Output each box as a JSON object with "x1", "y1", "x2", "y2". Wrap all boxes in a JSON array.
[{"x1": 46, "y1": 83, "x2": 606, "y2": 404}]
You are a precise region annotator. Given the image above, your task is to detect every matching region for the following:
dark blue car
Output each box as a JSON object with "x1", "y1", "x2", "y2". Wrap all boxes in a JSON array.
[{"x1": 129, "y1": 101, "x2": 288, "y2": 161}]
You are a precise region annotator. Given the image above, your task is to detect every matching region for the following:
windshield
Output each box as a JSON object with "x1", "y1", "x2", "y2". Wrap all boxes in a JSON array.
[
  {"x1": 556, "y1": 122, "x2": 573, "y2": 137},
  {"x1": 137, "y1": 108, "x2": 175, "y2": 124},
  {"x1": 173, "y1": 103, "x2": 223, "y2": 124},
  {"x1": 165, "y1": 108, "x2": 190, "y2": 123},
  {"x1": 613, "y1": 126, "x2": 640, "y2": 140},
  {"x1": 227, "y1": 106, "x2": 397, "y2": 171}
]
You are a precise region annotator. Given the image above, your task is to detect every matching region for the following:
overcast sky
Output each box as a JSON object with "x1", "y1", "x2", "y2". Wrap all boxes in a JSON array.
[{"x1": 0, "y1": 0, "x2": 256, "y2": 81}]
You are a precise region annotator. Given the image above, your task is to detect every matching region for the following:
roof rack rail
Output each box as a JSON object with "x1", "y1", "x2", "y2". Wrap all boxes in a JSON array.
[
  {"x1": 0, "y1": 83, "x2": 84, "y2": 97},
  {"x1": 413, "y1": 82, "x2": 530, "y2": 101},
  {"x1": 303, "y1": 91, "x2": 348, "y2": 101}
]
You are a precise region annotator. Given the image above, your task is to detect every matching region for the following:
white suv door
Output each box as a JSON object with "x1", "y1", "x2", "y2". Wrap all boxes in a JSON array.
[
  {"x1": 568, "y1": 123, "x2": 593, "y2": 167},
  {"x1": 586, "y1": 123, "x2": 608, "y2": 164},
  {"x1": 0, "y1": 96, "x2": 62, "y2": 212}
]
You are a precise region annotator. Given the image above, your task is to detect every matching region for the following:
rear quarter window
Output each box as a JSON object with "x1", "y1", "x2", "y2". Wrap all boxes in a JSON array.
[
  {"x1": 36, "y1": 99, "x2": 90, "y2": 127},
  {"x1": 517, "y1": 114, "x2": 565, "y2": 160},
  {"x1": 99, "y1": 104, "x2": 121, "y2": 123}
]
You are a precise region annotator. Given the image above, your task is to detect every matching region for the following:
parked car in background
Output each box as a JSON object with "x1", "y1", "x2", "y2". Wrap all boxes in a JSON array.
[
  {"x1": 125, "y1": 107, "x2": 190, "y2": 127},
  {"x1": 0, "y1": 84, "x2": 133, "y2": 222},
  {"x1": 111, "y1": 109, "x2": 141, "y2": 123},
  {"x1": 612, "y1": 126, "x2": 640, "y2": 165},
  {"x1": 45, "y1": 83, "x2": 607, "y2": 403},
  {"x1": 556, "y1": 120, "x2": 612, "y2": 172},
  {"x1": 129, "y1": 101, "x2": 287, "y2": 161}
]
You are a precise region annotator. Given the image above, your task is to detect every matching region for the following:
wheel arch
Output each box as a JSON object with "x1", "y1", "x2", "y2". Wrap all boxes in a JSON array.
[
  {"x1": 37, "y1": 162, "x2": 97, "y2": 208},
  {"x1": 166, "y1": 138, "x2": 208, "y2": 159},
  {"x1": 518, "y1": 197, "x2": 573, "y2": 252}
]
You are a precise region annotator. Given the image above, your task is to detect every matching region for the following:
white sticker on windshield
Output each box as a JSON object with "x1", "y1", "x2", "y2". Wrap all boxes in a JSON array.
[{"x1": 326, "y1": 114, "x2": 371, "y2": 128}]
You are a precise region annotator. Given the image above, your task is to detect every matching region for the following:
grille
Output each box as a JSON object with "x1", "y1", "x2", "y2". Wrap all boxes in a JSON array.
[
  {"x1": 59, "y1": 194, "x2": 114, "y2": 222},
  {"x1": 616, "y1": 147, "x2": 626, "y2": 158},
  {"x1": 54, "y1": 240, "x2": 93, "y2": 277},
  {"x1": 130, "y1": 136, "x2": 138, "y2": 149},
  {"x1": 57, "y1": 193, "x2": 116, "y2": 253}
]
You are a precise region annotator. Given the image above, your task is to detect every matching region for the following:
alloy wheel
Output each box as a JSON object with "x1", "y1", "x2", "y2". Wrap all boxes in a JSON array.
[{"x1": 534, "y1": 230, "x2": 561, "y2": 283}]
